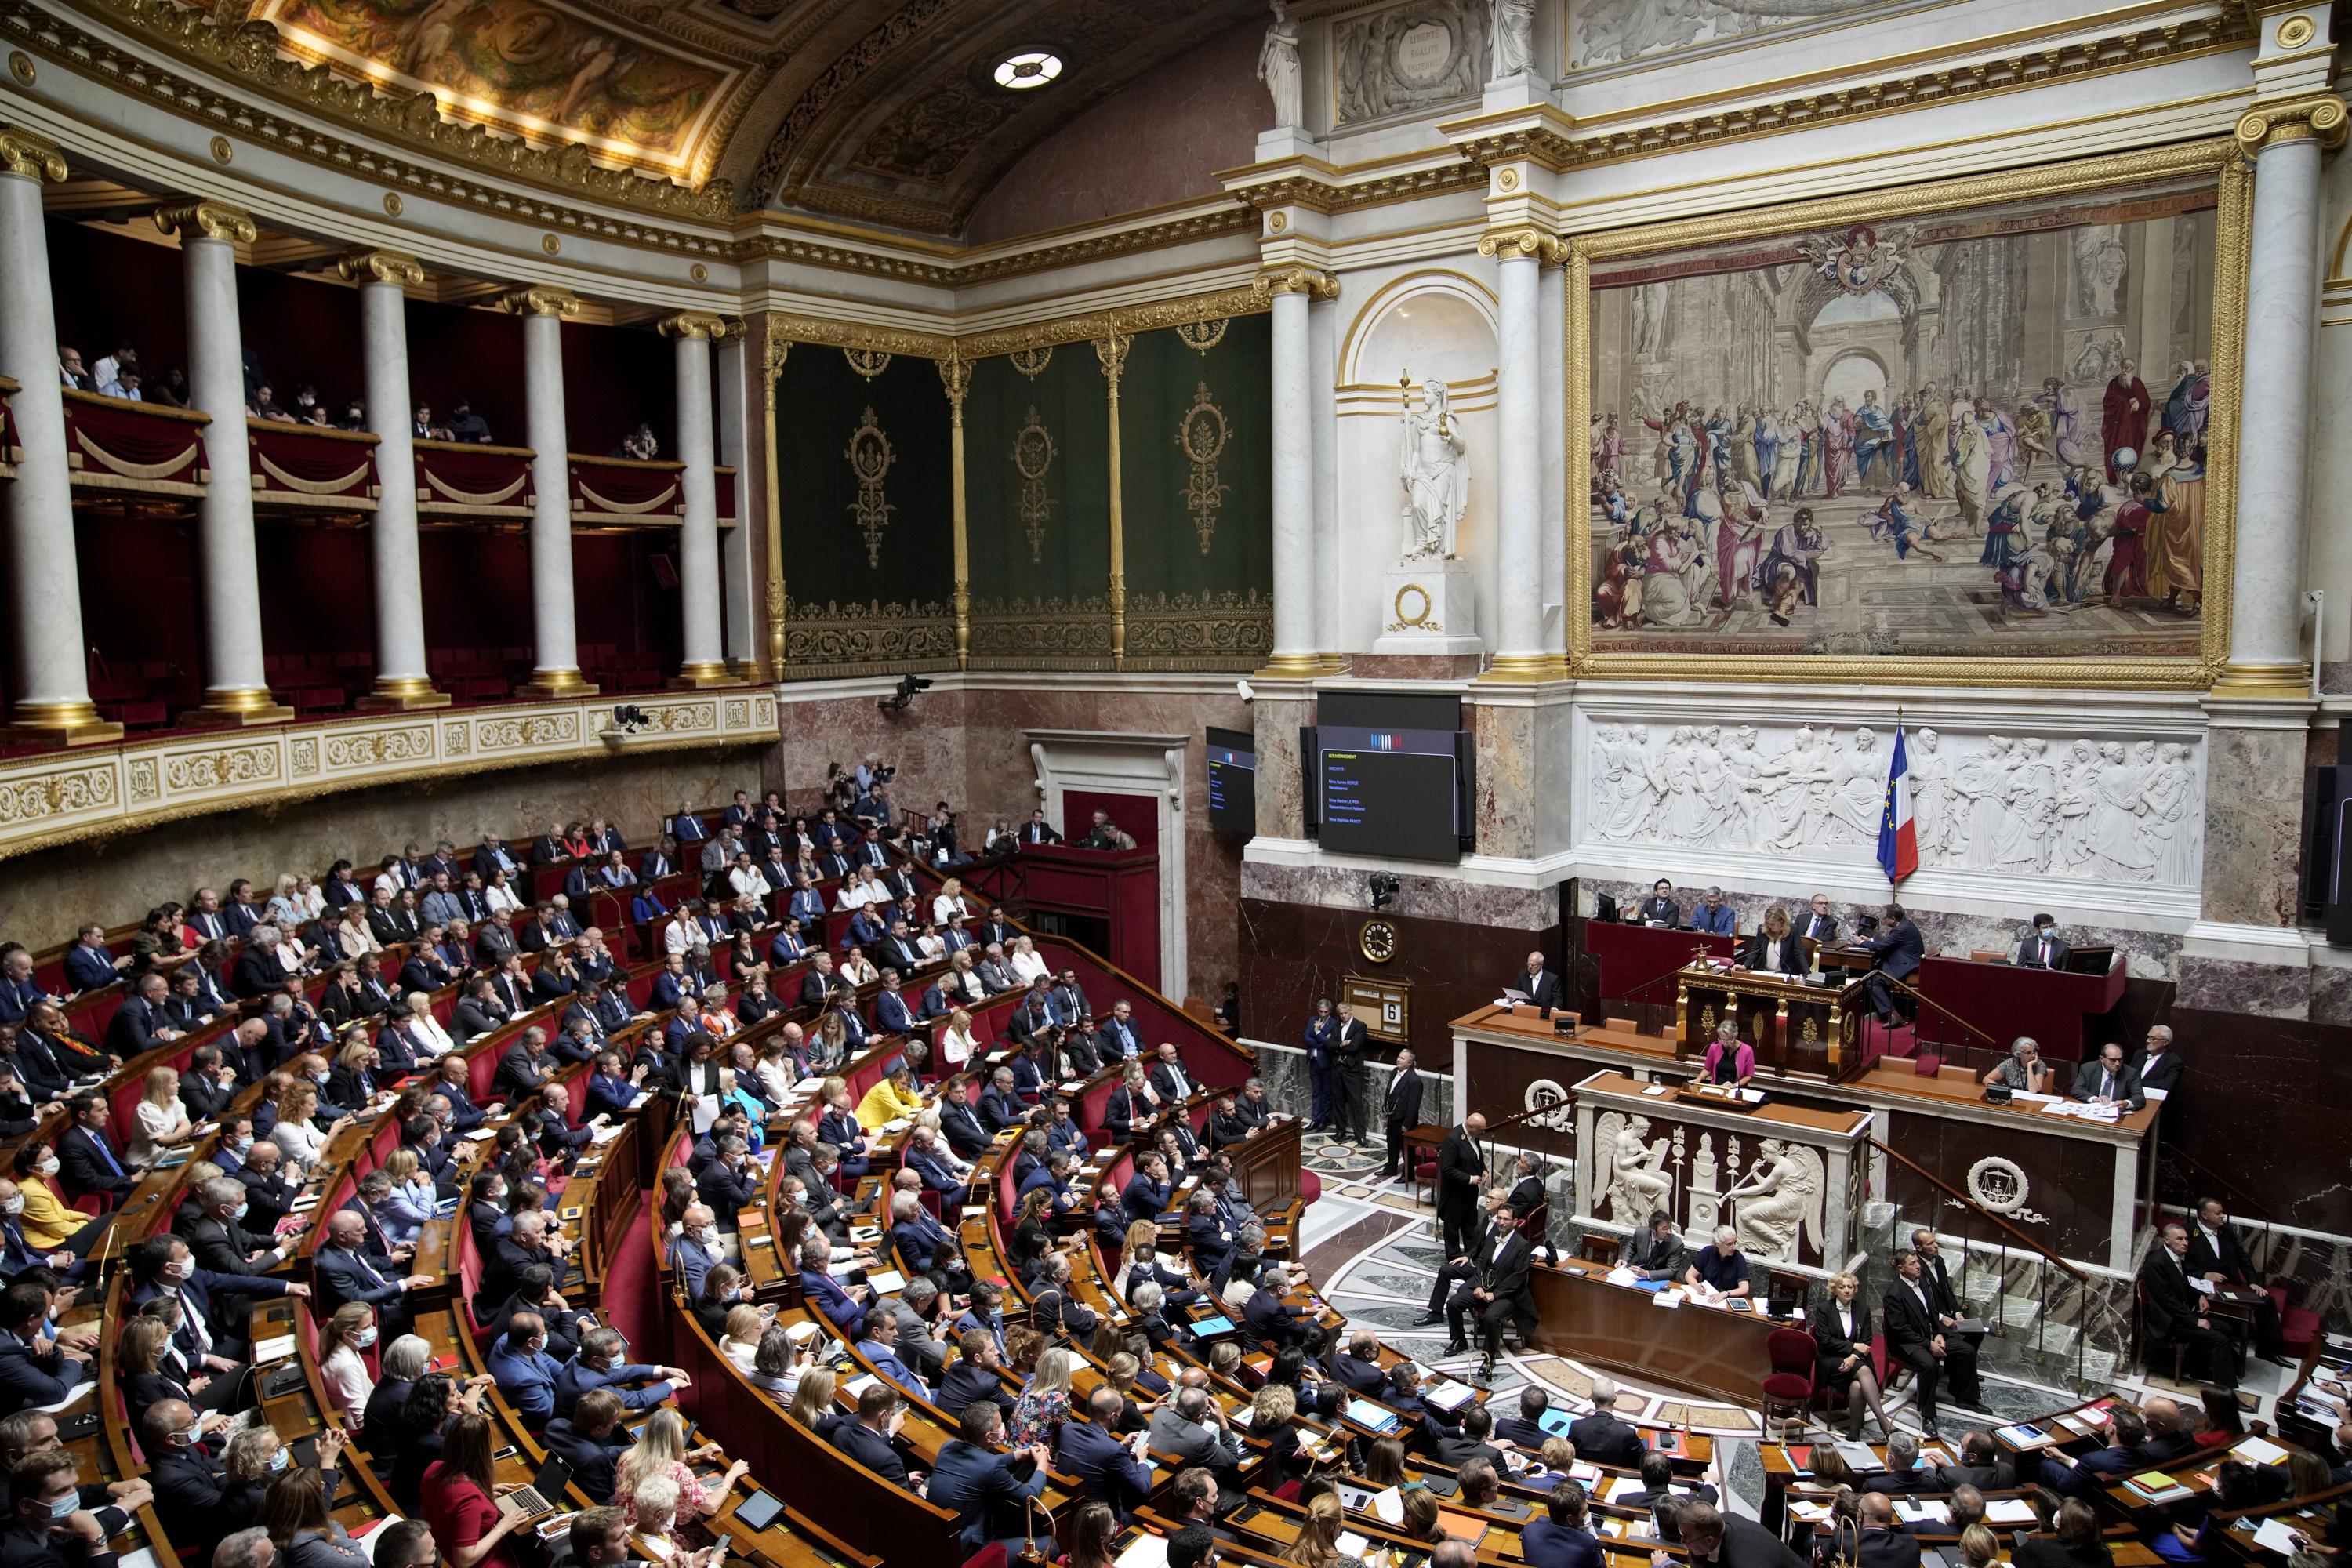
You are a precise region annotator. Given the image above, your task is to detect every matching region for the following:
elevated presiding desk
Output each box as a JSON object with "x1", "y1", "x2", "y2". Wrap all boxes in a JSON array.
[{"x1": 1452, "y1": 1003, "x2": 2159, "y2": 1271}]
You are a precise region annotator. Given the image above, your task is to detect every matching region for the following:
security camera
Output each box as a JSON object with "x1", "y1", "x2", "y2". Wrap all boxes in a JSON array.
[
  {"x1": 1236, "y1": 678, "x2": 1256, "y2": 704},
  {"x1": 1368, "y1": 873, "x2": 1400, "y2": 911},
  {"x1": 878, "y1": 673, "x2": 932, "y2": 714}
]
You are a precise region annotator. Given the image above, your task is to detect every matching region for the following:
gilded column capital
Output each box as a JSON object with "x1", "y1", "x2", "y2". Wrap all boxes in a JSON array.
[
  {"x1": 2236, "y1": 94, "x2": 2349, "y2": 151},
  {"x1": 153, "y1": 198, "x2": 257, "y2": 245},
  {"x1": 659, "y1": 311, "x2": 730, "y2": 340},
  {"x1": 762, "y1": 335, "x2": 792, "y2": 379},
  {"x1": 494, "y1": 284, "x2": 581, "y2": 318},
  {"x1": 0, "y1": 126, "x2": 67, "y2": 183},
  {"x1": 1476, "y1": 226, "x2": 1570, "y2": 266},
  {"x1": 336, "y1": 247, "x2": 426, "y2": 288},
  {"x1": 1254, "y1": 267, "x2": 1341, "y2": 302}
]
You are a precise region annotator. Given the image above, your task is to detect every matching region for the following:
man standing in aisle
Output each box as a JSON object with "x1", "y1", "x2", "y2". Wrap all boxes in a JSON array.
[
  {"x1": 1436, "y1": 1112, "x2": 1488, "y2": 1259},
  {"x1": 1381, "y1": 1048, "x2": 1424, "y2": 1181},
  {"x1": 1331, "y1": 1001, "x2": 1370, "y2": 1145}
]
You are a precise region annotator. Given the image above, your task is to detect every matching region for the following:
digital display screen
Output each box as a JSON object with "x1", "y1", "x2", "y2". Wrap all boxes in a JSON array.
[
  {"x1": 1205, "y1": 725, "x2": 1256, "y2": 834},
  {"x1": 1316, "y1": 724, "x2": 1462, "y2": 862}
]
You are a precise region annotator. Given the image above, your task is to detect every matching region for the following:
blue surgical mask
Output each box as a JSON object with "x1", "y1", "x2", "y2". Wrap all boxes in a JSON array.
[
  {"x1": 230, "y1": 1138, "x2": 252, "y2": 1157},
  {"x1": 352, "y1": 1326, "x2": 378, "y2": 1348},
  {"x1": 233, "y1": 1202, "x2": 249, "y2": 1222},
  {"x1": 269, "y1": 1446, "x2": 291, "y2": 1472},
  {"x1": 46, "y1": 1492, "x2": 77, "y2": 1520}
]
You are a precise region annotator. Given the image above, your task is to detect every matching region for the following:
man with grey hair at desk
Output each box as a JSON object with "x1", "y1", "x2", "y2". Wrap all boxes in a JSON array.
[{"x1": 1149, "y1": 1385, "x2": 1243, "y2": 1477}]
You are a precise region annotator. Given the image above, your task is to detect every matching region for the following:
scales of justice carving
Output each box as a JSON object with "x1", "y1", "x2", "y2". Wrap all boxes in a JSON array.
[
  {"x1": 1581, "y1": 720, "x2": 2201, "y2": 887},
  {"x1": 1377, "y1": 374, "x2": 1483, "y2": 653},
  {"x1": 1592, "y1": 1111, "x2": 1828, "y2": 1267}
]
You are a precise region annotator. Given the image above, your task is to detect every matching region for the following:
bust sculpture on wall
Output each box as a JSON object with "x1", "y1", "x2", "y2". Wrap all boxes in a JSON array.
[{"x1": 1400, "y1": 376, "x2": 1468, "y2": 561}]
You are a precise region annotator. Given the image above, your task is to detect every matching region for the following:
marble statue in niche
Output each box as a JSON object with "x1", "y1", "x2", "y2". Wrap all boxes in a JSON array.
[
  {"x1": 1583, "y1": 720, "x2": 2201, "y2": 886},
  {"x1": 1400, "y1": 377, "x2": 1468, "y2": 561},
  {"x1": 1490, "y1": 0, "x2": 1535, "y2": 78},
  {"x1": 1259, "y1": 0, "x2": 1304, "y2": 129}
]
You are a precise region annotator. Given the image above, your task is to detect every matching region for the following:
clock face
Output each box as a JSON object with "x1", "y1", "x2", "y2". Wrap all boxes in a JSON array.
[{"x1": 1359, "y1": 920, "x2": 1399, "y2": 964}]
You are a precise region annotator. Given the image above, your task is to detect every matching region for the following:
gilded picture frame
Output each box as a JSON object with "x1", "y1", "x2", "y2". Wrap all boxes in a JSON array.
[{"x1": 1565, "y1": 138, "x2": 2247, "y2": 690}]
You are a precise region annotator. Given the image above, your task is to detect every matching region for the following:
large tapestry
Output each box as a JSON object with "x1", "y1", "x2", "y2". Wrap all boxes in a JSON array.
[
  {"x1": 252, "y1": 0, "x2": 738, "y2": 180},
  {"x1": 1582, "y1": 164, "x2": 2230, "y2": 671}
]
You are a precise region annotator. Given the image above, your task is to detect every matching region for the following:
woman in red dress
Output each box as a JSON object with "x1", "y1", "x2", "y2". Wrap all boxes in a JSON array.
[{"x1": 422, "y1": 1412, "x2": 527, "y2": 1568}]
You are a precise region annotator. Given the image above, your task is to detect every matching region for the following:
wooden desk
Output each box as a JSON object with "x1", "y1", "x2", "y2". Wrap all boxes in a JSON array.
[
  {"x1": 1674, "y1": 964, "x2": 1864, "y2": 1078},
  {"x1": 1588, "y1": 922, "x2": 1737, "y2": 1012},
  {"x1": 1812, "y1": 949, "x2": 2126, "y2": 1062},
  {"x1": 1527, "y1": 1255, "x2": 1782, "y2": 1403}
]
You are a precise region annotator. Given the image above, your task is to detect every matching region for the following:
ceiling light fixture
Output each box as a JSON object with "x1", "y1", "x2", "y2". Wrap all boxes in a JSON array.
[{"x1": 993, "y1": 49, "x2": 1064, "y2": 89}]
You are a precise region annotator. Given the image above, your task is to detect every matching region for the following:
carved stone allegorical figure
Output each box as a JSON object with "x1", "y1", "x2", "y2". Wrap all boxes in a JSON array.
[
  {"x1": 1400, "y1": 377, "x2": 1468, "y2": 561},
  {"x1": 1258, "y1": 0, "x2": 1303, "y2": 129},
  {"x1": 1725, "y1": 1138, "x2": 1825, "y2": 1264},
  {"x1": 1490, "y1": 0, "x2": 1535, "y2": 78},
  {"x1": 1592, "y1": 1112, "x2": 1675, "y2": 1224}
]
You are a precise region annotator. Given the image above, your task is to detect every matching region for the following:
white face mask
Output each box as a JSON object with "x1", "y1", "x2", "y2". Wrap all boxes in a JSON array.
[
  {"x1": 1, "y1": 1197, "x2": 20, "y2": 1218},
  {"x1": 351, "y1": 1326, "x2": 378, "y2": 1348}
]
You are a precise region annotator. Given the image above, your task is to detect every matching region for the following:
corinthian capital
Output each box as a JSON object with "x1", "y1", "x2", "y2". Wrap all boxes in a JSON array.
[
  {"x1": 337, "y1": 248, "x2": 427, "y2": 288},
  {"x1": 0, "y1": 126, "x2": 67, "y2": 183},
  {"x1": 1476, "y1": 226, "x2": 1570, "y2": 266},
  {"x1": 1254, "y1": 267, "x2": 1341, "y2": 302},
  {"x1": 2236, "y1": 94, "x2": 2350, "y2": 151},
  {"x1": 658, "y1": 311, "x2": 730, "y2": 340},
  {"x1": 495, "y1": 285, "x2": 582, "y2": 318},
  {"x1": 154, "y1": 199, "x2": 260, "y2": 245}
]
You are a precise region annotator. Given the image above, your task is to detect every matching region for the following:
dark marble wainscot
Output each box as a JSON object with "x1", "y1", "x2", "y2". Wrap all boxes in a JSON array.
[{"x1": 1246, "y1": 1040, "x2": 1456, "y2": 1130}]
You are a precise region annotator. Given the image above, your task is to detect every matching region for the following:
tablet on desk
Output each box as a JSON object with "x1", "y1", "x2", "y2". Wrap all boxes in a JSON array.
[
  {"x1": 1345, "y1": 1399, "x2": 1401, "y2": 1434},
  {"x1": 732, "y1": 1491, "x2": 786, "y2": 1533}
]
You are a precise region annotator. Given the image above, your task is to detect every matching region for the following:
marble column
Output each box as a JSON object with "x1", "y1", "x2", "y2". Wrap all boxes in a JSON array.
[
  {"x1": 338, "y1": 248, "x2": 447, "y2": 710},
  {"x1": 157, "y1": 199, "x2": 291, "y2": 724},
  {"x1": 760, "y1": 333, "x2": 789, "y2": 681},
  {"x1": 0, "y1": 129, "x2": 116, "y2": 743},
  {"x1": 2216, "y1": 100, "x2": 2346, "y2": 695},
  {"x1": 662, "y1": 312, "x2": 731, "y2": 687},
  {"x1": 1477, "y1": 227, "x2": 1570, "y2": 679},
  {"x1": 1261, "y1": 267, "x2": 1339, "y2": 677},
  {"x1": 501, "y1": 285, "x2": 593, "y2": 698},
  {"x1": 715, "y1": 330, "x2": 756, "y2": 679}
]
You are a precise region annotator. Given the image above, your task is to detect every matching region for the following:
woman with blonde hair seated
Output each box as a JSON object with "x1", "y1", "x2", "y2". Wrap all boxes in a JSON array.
[
  {"x1": 786, "y1": 1364, "x2": 838, "y2": 1429},
  {"x1": 1009, "y1": 935, "x2": 1051, "y2": 986},
  {"x1": 129, "y1": 1065, "x2": 193, "y2": 1166},
  {"x1": 1284, "y1": 1491, "x2": 1345, "y2": 1568},
  {"x1": 332, "y1": 902, "x2": 379, "y2": 960},
  {"x1": 856, "y1": 1058, "x2": 924, "y2": 1129},
  {"x1": 406, "y1": 993, "x2": 454, "y2": 1058},
  {"x1": 612, "y1": 1407, "x2": 748, "y2": 1516},
  {"x1": 939, "y1": 1007, "x2": 980, "y2": 1071},
  {"x1": 375, "y1": 1148, "x2": 437, "y2": 1246},
  {"x1": 316, "y1": 1302, "x2": 379, "y2": 1428}
]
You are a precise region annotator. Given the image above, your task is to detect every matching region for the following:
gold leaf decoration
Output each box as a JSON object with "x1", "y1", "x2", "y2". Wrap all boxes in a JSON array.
[
  {"x1": 844, "y1": 407, "x2": 895, "y2": 568},
  {"x1": 782, "y1": 596, "x2": 957, "y2": 677},
  {"x1": 844, "y1": 347, "x2": 893, "y2": 381},
  {"x1": 1011, "y1": 405, "x2": 1057, "y2": 564},
  {"x1": 1175, "y1": 318, "x2": 1229, "y2": 356},
  {"x1": 1176, "y1": 383, "x2": 1230, "y2": 556},
  {"x1": 1008, "y1": 347, "x2": 1054, "y2": 379}
]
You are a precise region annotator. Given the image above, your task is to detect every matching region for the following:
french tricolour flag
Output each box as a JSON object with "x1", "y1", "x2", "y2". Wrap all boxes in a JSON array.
[{"x1": 1877, "y1": 721, "x2": 1918, "y2": 885}]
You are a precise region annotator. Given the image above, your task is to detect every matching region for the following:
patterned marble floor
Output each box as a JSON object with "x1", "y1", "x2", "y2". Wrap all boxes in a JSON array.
[{"x1": 1288, "y1": 1134, "x2": 2292, "y2": 1519}]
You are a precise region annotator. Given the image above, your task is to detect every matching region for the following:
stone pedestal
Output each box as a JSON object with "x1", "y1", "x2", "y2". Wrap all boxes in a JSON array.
[
  {"x1": 1374, "y1": 561, "x2": 1482, "y2": 655},
  {"x1": 1254, "y1": 127, "x2": 1320, "y2": 161}
]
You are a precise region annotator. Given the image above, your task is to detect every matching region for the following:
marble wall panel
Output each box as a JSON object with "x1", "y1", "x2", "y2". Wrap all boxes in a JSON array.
[
  {"x1": 1241, "y1": 858, "x2": 1559, "y2": 930},
  {"x1": 772, "y1": 686, "x2": 970, "y2": 822},
  {"x1": 1240, "y1": 895, "x2": 1559, "y2": 1063},
  {"x1": 0, "y1": 749, "x2": 764, "y2": 949},
  {"x1": 2156, "y1": 1004, "x2": 2352, "y2": 1238},
  {"x1": 1475, "y1": 701, "x2": 1536, "y2": 861},
  {"x1": 2198, "y1": 720, "x2": 2310, "y2": 931},
  {"x1": 1253, "y1": 696, "x2": 1311, "y2": 841}
]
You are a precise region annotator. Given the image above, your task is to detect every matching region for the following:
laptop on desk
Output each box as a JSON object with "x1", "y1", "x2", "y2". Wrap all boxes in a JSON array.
[{"x1": 495, "y1": 1454, "x2": 573, "y2": 1525}]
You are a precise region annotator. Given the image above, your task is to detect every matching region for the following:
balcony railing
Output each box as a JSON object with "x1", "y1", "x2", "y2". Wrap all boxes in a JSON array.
[
  {"x1": 60, "y1": 387, "x2": 209, "y2": 496},
  {"x1": 248, "y1": 417, "x2": 379, "y2": 511}
]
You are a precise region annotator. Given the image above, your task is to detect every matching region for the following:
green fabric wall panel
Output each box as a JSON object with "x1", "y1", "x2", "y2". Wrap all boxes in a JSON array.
[
  {"x1": 775, "y1": 345, "x2": 956, "y2": 676},
  {"x1": 965, "y1": 344, "x2": 1114, "y2": 667}
]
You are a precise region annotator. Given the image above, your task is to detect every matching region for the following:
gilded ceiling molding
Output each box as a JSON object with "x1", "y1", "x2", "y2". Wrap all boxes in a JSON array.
[
  {"x1": 9, "y1": 0, "x2": 733, "y2": 221},
  {"x1": 152, "y1": 198, "x2": 257, "y2": 244},
  {"x1": 753, "y1": 0, "x2": 958, "y2": 204},
  {"x1": 763, "y1": 284, "x2": 1272, "y2": 363},
  {"x1": 1450, "y1": 16, "x2": 2250, "y2": 173},
  {"x1": 766, "y1": 314, "x2": 956, "y2": 359},
  {"x1": 1230, "y1": 162, "x2": 1485, "y2": 216}
]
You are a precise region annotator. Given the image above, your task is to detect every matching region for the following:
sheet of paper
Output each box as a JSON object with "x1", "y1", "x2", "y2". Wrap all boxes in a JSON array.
[
  {"x1": 2252, "y1": 1520, "x2": 2304, "y2": 1555},
  {"x1": 1370, "y1": 1486, "x2": 1404, "y2": 1525},
  {"x1": 2233, "y1": 1436, "x2": 2289, "y2": 1465},
  {"x1": 34, "y1": 1383, "x2": 92, "y2": 1414},
  {"x1": 254, "y1": 1335, "x2": 298, "y2": 1364},
  {"x1": 1116, "y1": 1534, "x2": 1170, "y2": 1568},
  {"x1": 1985, "y1": 1500, "x2": 2038, "y2": 1524}
]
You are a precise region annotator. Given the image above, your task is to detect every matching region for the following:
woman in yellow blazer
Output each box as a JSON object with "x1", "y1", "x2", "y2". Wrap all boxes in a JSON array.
[{"x1": 855, "y1": 1061, "x2": 925, "y2": 1129}]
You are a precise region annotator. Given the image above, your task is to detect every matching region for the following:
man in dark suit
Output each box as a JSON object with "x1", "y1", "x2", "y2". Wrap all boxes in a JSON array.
[
  {"x1": 1329, "y1": 1330, "x2": 1388, "y2": 1396},
  {"x1": 1428, "y1": 1404, "x2": 1507, "y2": 1468},
  {"x1": 1856, "y1": 1494, "x2": 1922, "y2": 1568},
  {"x1": 313, "y1": 1210, "x2": 429, "y2": 1341},
  {"x1": 2069, "y1": 1042, "x2": 2146, "y2": 1112},
  {"x1": 2136, "y1": 1025, "x2": 2183, "y2": 1096},
  {"x1": 2016, "y1": 913, "x2": 2069, "y2": 971},
  {"x1": 1508, "y1": 951, "x2": 1563, "y2": 1011},
  {"x1": 1147, "y1": 1042, "x2": 1196, "y2": 1105},
  {"x1": 1330, "y1": 1002, "x2": 1372, "y2": 1143},
  {"x1": 1018, "y1": 808, "x2": 1062, "y2": 847},
  {"x1": 1381, "y1": 1049, "x2": 1424, "y2": 1181},
  {"x1": 1058, "y1": 1387, "x2": 1152, "y2": 1513},
  {"x1": 0, "y1": 1283, "x2": 85, "y2": 1415},
  {"x1": 473, "y1": 833, "x2": 523, "y2": 884},
  {"x1": 55, "y1": 1094, "x2": 141, "y2": 1206},
  {"x1": 1618, "y1": 1212, "x2": 1688, "y2": 1281},
  {"x1": 1671, "y1": 1501, "x2": 1805, "y2": 1568},
  {"x1": 929, "y1": 1403, "x2": 1052, "y2": 1554},
  {"x1": 1884, "y1": 1247, "x2": 1976, "y2": 1437},
  {"x1": 1935, "y1": 1429, "x2": 2016, "y2": 1492},
  {"x1": 1859, "y1": 1432, "x2": 1934, "y2": 1495},
  {"x1": 1796, "y1": 894, "x2": 1840, "y2": 945},
  {"x1": 1507, "y1": 1151, "x2": 1548, "y2": 1222},
  {"x1": 1862, "y1": 903, "x2": 1925, "y2": 1025},
  {"x1": 105, "y1": 973, "x2": 182, "y2": 1059},
  {"x1": 1908, "y1": 1227, "x2": 1985, "y2": 1372},
  {"x1": 798, "y1": 953, "x2": 840, "y2": 1010},
  {"x1": 1465, "y1": 1204, "x2": 1538, "y2": 1374},
  {"x1": 1635, "y1": 879, "x2": 1680, "y2": 926},
  {"x1": 2187, "y1": 1198, "x2": 2292, "y2": 1366},
  {"x1": 1435, "y1": 1113, "x2": 1488, "y2": 1259},
  {"x1": 1243, "y1": 1263, "x2": 1312, "y2": 1347},
  {"x1": 1567, "y1": 1376, "x2": 1646, "y2": 1466},
  {"x1": 825, "y1": 1384, "x2": 916, "y2": 1490},
  {"x1": 543, "y1": 1389, "x2": 633, "y2": 1503},
  {"x1": 2144, "y1": 1221, "x2": 2237, "y2": 1387},
  {"x1": 59, "y1": 927, "x2": 119, "y2": 994},
  {"x1": 1491, "y1": 1386, "x2": 1553, "y2": 1449}
]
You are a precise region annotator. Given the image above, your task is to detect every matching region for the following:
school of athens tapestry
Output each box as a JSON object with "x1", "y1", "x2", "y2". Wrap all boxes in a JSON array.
[
  {"x1": 1585, "y1": 181, "x2": 2220, "y2": 661},
  {"x1": 252, "y1": 0, "x2": 736, "y2": 180}
]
